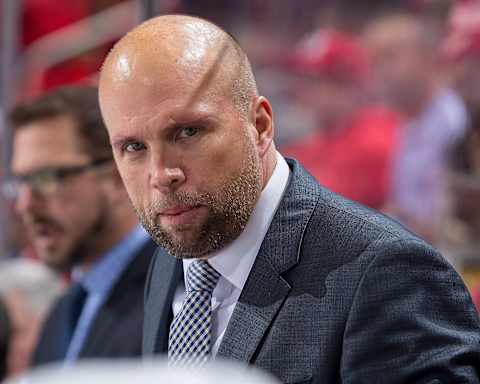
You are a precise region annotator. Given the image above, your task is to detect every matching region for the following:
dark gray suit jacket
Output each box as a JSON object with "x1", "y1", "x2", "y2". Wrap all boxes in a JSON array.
[
  {"x1": 32, "y1": 239, "x2": 157, "y2": 366},
  {"x1": 143, "y1": 159, "x2": 480, "y2": 383}
]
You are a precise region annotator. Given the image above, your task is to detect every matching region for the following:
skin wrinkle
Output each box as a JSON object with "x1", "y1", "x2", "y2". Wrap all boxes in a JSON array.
[{"x1": 99, "y1": 15, "x2": 276, "y2": 259}]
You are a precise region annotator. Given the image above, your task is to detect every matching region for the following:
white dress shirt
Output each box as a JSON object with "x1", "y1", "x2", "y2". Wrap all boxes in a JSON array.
[{"x1": 172, "y1": 152, "x2": 290, "y2": 355}]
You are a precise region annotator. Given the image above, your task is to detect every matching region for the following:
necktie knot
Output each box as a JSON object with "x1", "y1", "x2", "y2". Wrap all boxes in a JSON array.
[{"x1": 186, "y1": 260, "x2": 220, "y2": 293}]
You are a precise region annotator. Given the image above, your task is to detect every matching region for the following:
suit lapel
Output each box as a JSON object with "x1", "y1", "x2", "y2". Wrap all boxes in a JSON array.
[
  {"x1": 79, "y1": 240, "x2": 156, "y2": 357},
  {"x1": 217, "y1": 159, "x2": 321, "y2": 362},
  {"x1": 80, "y1": 302, "x2": 116, "y2": 356},
  {"x1": 216, "y1": 255, "x2": 291, "y2": 362},
  {"x1": 33, "y1": 294, "x2": 72, "y2": 364},
  {"x1": 143, "y1": 248, "x2": 182, "y2": 355}
]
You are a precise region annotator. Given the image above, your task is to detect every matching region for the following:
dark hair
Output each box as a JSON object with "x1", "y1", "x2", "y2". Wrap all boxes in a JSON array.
[{"x1": 9, "y1": 85, "x2": 112, "y2": 161}]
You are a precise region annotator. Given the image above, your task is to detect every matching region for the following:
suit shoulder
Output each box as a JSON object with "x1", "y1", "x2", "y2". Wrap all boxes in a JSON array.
[
  {"x1": 297, "y1": 183, "x2": 442, "y2": 281},
  {"x1": 287, "y1": 158, "x2": 420, "y2": 246},
  {"x1": 315, "y1": 185, "x2": 423, "y2": 245}
]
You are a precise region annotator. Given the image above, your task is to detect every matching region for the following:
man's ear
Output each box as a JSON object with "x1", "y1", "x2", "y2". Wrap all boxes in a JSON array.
[{"x1": 250, "y1": 96, "x2": 274, "y2": 158}]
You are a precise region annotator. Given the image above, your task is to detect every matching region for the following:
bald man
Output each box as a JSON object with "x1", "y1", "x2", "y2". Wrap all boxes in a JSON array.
[{"x1": 99, "y1": 15, "x2": 480, "y2": 384}]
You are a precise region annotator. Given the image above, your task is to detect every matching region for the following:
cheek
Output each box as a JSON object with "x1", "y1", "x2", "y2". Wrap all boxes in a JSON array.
[
  {"x1": 54, "y1": 189, "x2": 103, "y2": 228},
  {"x1": 42, "y1": 199, "x2": 75, "y2": 225},
  {"x1": 118, "y1": 165, "x2": 149, "y2": 207},
  {"x1": 192, "y1": 130, "x2": 250, "y2": 186}
]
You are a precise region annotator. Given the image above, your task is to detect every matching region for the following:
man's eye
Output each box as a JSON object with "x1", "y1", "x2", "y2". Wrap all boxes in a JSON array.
[
  {"x1": 176, "y1": 127, "x2": 199, "y2": 140},
  {"x1": 123, "y1": 142, "x2": 146, "y2": 153}
]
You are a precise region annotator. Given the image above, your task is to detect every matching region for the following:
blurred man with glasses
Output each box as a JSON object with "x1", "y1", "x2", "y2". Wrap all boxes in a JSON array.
[{"x1": 5, "y1": 86, "x2": 157, "y2": 366}]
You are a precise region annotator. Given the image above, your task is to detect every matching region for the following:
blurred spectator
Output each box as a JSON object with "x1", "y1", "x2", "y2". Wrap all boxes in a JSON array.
[
  {"x1": 0, "y1": 258, "x2": 62, "y2": 378},
  {"x1": 442, "y1": 0, "x2": 480, "y2": 250},
  {"x1": 448, "y1": 126, "x2": 480, "y2": 245},
  {"x1": 6, "y1": 86, "x2": 157, "y2": 367},
  {"x1": 281, "y1": 29, "x2": 400, "y2": 209},
  {"x1": 0, "y1": 297, "x2": 11, "y2": 382},
  {"x1": 364, "y1": 12, "x2": 468, "y2": 241},
  {"x1": 441, "y1": 2, "x2": 480, "y2": 307},
  {"x1": 445, "y1": 102, "x2": 480, "y2": 309},
  {"x1": 443, "y1": 0, "x2": 480, "y2": 112}
]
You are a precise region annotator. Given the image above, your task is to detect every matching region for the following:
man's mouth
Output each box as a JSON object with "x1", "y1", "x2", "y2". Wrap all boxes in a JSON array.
[
  {"x1": 159, "y1": 206, "x2": 200, "y2": 216},
  {"x1": 24, "y1": 217, "x2": 60, "y2": 245},
  {"x1": 157, "y1": 205, "x2": 204, "y2": 226}
]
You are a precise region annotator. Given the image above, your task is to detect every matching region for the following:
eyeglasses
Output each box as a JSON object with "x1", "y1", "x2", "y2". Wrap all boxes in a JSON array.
[{"x1": 2, "y1": 158, "x2": 112, "y2": 199}]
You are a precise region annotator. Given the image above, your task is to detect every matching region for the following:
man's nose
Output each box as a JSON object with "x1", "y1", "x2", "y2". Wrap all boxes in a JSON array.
[
  {"x1": 14, "y1": 184, "x2": 42, "y2": 215},
  {"x1": 149, "y1": 160, "x2": 186, "y2": 193}
]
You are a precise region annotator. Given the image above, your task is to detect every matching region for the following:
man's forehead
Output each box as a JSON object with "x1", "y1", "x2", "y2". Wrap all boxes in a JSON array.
[
  {"x1": 100, "y1": 51, "x2": 235, "y2": 125},
  {"x1": 101, "y1": 72, "x2": 210, "y2": 122},
  {"x1": 14, "y1": 115, "x2": 78, "y2": 145},
  {"x1": 103, "y1": 43, "x2": 228, "y2": 89},
  {"x1": 12, "y1": 117, "x2": 89, "y2": 172},
  {"x1": 107, "y1": 91, "x2": 226, "y2": 140}
]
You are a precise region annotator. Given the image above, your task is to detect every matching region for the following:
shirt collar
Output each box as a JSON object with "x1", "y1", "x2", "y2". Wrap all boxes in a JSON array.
[
  {"x1": 183, "y1": 152, "x2": 290, "y2": 291},
  {"x1": 73, "y1": 225, "x2": 150, "y2": 296}
]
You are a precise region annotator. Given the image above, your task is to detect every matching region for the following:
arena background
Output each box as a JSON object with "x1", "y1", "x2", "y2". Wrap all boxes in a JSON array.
[{"x1": 2, "y1": 0, "x2": 480, "y2": 297}]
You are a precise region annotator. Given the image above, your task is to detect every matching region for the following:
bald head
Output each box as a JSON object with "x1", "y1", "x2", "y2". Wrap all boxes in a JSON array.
[{"x1": 100, "y1": 15, "x2": 257, "y2": 118}]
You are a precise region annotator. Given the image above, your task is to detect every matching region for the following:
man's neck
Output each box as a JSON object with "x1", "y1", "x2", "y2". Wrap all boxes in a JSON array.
[
  {"x1": 261, "y1": 147, "x2": 278, "y2": 190},
  {"x1": 77, "y1": 215, "x2": 139, "y2": 272}
]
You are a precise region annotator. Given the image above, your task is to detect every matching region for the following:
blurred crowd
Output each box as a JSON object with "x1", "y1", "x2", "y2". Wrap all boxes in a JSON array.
[{"x1": 1, "y1": 0, "x2": 480, "y2": 381}]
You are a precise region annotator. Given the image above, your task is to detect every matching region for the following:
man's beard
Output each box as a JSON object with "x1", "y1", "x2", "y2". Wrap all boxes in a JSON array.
[
  {"x1": 24, "y1": 200, "x2": 109, "y2": 272},
  {"x1": 135, "y1": 146, "x2": 263, "y2": 259}
]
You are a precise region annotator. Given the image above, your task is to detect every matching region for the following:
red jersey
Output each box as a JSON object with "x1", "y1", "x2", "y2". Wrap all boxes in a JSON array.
[{"x1": 281, "y1": 106, "x2": 401, "y2": 209}]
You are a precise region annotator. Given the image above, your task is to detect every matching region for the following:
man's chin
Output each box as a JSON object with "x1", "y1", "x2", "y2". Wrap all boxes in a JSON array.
[
  {"x1": 152, "y1": 230, "x2": 208, "y2": 259},
  {"x1": 36, "y1": 248, "x2": 71, "y2": 272},
  {"x1": 164, "y1": 235, "x2": 208, "y2": 259},
  {"x1": 159, "y1": 227, "x2": 240, "y2": 260}
]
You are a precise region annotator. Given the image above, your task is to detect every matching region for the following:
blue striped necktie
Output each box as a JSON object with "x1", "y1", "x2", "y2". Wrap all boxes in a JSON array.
[{"x1": 168, "y1": 260, "x2": 220, "y2": 367}]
